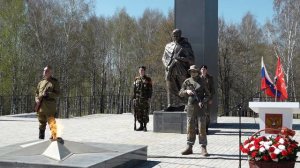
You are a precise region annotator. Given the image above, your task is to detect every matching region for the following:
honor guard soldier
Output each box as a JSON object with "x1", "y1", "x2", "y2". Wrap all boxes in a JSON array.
[
  {"x1": 132, "y1": 66, "x2": 153, "y2": 131},
  {"x1": 200, "y1": 65, "x2": 215, "y2": 134},
  {"x1": 35, "y1": 65, "x2": 60, "y2": 140}
]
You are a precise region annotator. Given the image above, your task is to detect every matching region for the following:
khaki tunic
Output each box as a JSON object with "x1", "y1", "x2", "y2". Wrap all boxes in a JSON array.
[{"x1": 35, "y1": 77, "x2": 60, "y2": 116}]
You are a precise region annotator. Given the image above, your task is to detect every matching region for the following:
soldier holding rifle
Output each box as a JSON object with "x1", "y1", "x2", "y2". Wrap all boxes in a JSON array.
[
  {"x1": 179, "y1": 65, "x2": 211, "y2": 156},
  {"x1": 35, "y1": 65, "x2": 60, "y2": 139},
  {"x1": 162, "y1": 29, "x2": 195, "y2": 111}
]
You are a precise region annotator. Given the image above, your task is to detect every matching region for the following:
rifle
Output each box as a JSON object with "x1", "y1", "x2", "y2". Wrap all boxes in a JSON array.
[
  {"x1": 132, "y1": 99, "x2": 137, "y2": 130},
  {"x1": 166, "y1": 48, "x2": 183, "y2": 79},
  {"x1": 34, "y1": 98, "x2": 43, "y2": 112},
  {"x1": 34, "y1": 82, "x2": 49, "y2": 112},
  {"x1": 186, "y1": 80, "x2": 199, "y2": 102}
]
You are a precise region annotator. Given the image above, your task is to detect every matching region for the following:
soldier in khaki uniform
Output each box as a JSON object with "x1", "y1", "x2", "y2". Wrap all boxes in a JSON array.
[
  {"x1": 132, "y1": 66, "x2": 152, "y2": 131},
  {"x1": 35, "y1": 65, "x2": 60, "y2": 139},
  {"x1": 162, "y1": 29, "x2": 195, "y2": 111},
  {"x1": 200, "y1": 65, "x2": 215, "y2": 134},
  {"x1": 179, "y1": 65, "x2": 211, "y2": 156}
]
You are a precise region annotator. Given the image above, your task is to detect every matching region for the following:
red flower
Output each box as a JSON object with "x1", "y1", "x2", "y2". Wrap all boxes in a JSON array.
[
  {"x1": 275, "y1": 136, "x2": 281, "y2": 142},
  {"x1": 287, "y1": 147, "x2": 293, "y2": 154},
  {"x1": 242, "y1": 148, "x2": 249, "y2": 153},
  {"x1": 244, "y1": 139, "x2": 251, "y2": 145},
  {"x1": 281, "y1": 150, "x2": 288, "y2": 156},
  {"x1": 270, "y1": 153, "x2": 277, "y2": 159},
  {"x1": 269, "y1": 146, "x2": 275, "y2": 152},
  {"x1": 251, "y1": 151, "x2": 258, "y2": 158},
  {"x1": 254, "y1": 139, "x2": 260, "y2": 146},
  {"x1": 262, "y1": 155, "x2": 271, "y2": 161},
  {"x1": 290, "y1": 143, "x2": 298, "y2": 148},
  {"x1": 241, "y1": 128, "x2": 299, "y2": 162}
]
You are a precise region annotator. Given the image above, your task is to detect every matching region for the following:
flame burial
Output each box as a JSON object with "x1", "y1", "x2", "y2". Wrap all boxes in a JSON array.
[
  {"x1": 48, "y1": 117, "x2": 57, "y2": 140},
  {"x1": 48, "y1": 118, "x2": 64, "y2": 144}
]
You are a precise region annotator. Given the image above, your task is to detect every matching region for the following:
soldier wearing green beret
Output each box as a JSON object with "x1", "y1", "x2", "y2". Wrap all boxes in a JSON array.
[
  {"x1": 200, "y1": 65, "x2": 215, "y2": 134},
  {"x1": 35, "y1": 65, "x2": 60, "y2": 139},
  {"x1": 132, "y1": 66, "x2": 152, "y2": 131}
]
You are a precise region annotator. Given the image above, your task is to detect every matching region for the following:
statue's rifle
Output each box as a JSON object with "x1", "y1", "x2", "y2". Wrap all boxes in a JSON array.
[
  {"x1": 166, "y1": 48, "x2": 183, "y2": 79},
  {"x1": 167, "y1": 48, "x2": 183, "y2": 69}
]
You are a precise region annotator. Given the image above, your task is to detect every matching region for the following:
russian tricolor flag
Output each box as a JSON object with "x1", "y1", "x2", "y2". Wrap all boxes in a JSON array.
[{"x1": 261, "y1": 57, "x2": 277, "y2": 98}]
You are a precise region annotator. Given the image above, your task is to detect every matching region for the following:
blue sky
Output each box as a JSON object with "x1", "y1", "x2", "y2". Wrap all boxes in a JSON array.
[{"x1": 94, "y1": 0, "x2": 274, "y2": 25}]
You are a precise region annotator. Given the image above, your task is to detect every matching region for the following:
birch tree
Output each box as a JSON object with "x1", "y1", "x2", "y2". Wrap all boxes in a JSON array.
[{"x1": 266, "y1": 0, "x2": 300, "y2": 100}]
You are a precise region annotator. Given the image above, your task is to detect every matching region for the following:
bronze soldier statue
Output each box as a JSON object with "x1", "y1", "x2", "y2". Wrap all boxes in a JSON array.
[
  {"x1": 35, "y1": 65, "x2": 60, "y2": 140},
  {"x1": 132, "y1": 66, "x2": 153, "y2": 131},
  {"x1": 179, "y1": 65, "x2": 211, "y2": 156},
  {"x1": 162, "y1": 29, "x2": 195, "y2": 111},
  {"x1": 200, "y1": 65, "x2": 215, "y2": 134}
]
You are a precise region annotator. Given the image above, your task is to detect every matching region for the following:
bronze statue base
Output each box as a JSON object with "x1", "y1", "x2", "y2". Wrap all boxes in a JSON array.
[{"x1": 163, "y1": 105, "x2": 185, "y2": 112}]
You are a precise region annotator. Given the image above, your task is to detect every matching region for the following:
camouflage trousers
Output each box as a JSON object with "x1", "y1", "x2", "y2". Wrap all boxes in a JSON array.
[
  {"x1": 134, "y1": 98, "x2": 149, "y2": 123},
  {"x1": 186, "y1": 116, "x2": 207, "y2": 146},
  {"x1": 206, "y1": 105, "x2": 211, "y2": 129}
]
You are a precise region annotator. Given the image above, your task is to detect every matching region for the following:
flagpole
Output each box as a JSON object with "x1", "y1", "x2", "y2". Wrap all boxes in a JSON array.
[
  {"x1": 275, "y1": 89, "x2": 277, "y2": 102},
  {"x1": 274, "y1": 46, "x2": 279, "y2": 102}
]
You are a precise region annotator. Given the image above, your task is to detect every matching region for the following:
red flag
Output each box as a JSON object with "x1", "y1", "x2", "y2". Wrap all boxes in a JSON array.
[{"x1": 275, "y1": 57, "x2": 288, "y2": 100}]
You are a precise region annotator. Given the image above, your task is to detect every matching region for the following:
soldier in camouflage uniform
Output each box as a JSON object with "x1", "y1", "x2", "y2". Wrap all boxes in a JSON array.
[
  {"x1": 200, "y1": 65, "x2": 215, "y2": 134},
  {"x1": 179, "y1": 65, "x2": 211, "y2": 156},
  {"x1": 35, "y1": 65, "x2": 60, "y2": 139},
  {"x1": 162, "y1": 29, "x2": 195, "y2": 111},
  {"x1": 132, "y1": 66, "x2": 153, "y2": 131}
]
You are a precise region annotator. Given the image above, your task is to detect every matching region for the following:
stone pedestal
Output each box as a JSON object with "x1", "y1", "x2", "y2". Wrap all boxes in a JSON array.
[
  {"x1": 249, "y1": 102, "x2": 300, "y2": 135},
  {"x1": 153, "y1": 111, "x2": 187, "y2": 134},
  {"x1": 0, "y1": 140, "x2": 147, "y2": 168}
]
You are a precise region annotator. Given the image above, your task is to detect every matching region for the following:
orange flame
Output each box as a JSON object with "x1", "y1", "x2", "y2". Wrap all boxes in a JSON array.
[
  {"x1": 48, "y1": 117, "x2": 57, "y2": 140},
  {"x1": 56, "y1": 119, "x2": 64, "y2": 137}
]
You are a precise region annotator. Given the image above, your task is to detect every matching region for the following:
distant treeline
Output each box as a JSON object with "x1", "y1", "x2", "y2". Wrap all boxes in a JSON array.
[{"x1": 0, "y1": 0, "x2": 300, "y2": 116}]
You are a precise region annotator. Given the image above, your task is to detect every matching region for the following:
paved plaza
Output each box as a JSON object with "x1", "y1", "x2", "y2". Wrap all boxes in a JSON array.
[{"x1": 1, "y1": 113, "x2": 300, "y2": 168}]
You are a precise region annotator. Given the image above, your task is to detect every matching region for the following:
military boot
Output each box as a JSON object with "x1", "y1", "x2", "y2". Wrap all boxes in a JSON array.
[
  {"x1": 201, "y1": 145, "x2": 209, "y2": 156},
  {"x1": 39, "y1": 129, "x2": 45, "y2": 139},
  {"x1": 143, "y1": 123, "x2": 147, "y2": 132},
  {"x1": 136, "y1": 122, "x2": 144, "y2": 131},
  {"x1": 181, "y1": 145, "x2": 193, "y2": 155}
]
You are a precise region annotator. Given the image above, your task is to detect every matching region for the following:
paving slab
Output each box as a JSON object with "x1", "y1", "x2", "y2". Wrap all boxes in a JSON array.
[{"x1": 1, "y1": 113, "x2": 300, "y2": 168}]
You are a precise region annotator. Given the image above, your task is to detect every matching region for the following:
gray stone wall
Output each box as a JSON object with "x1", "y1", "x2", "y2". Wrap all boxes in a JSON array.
[{"x1": 175, "y1": 0, "x2": 218, "y2": 123}]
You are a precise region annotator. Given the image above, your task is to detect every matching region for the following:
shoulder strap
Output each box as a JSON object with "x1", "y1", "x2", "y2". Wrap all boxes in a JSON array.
[{"x1": 40, "y1": 81, "x2": 50, "y2": 93}]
